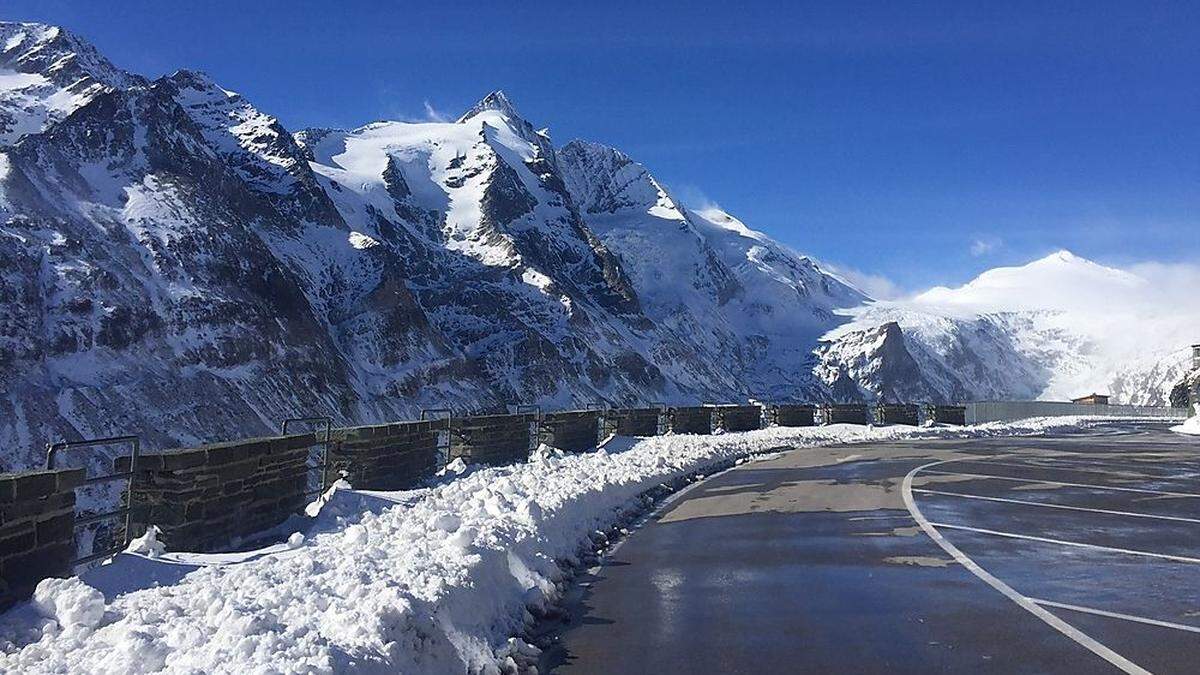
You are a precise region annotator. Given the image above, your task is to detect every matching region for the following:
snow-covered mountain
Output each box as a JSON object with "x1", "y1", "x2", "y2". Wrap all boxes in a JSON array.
[
  {"x1": 0, "y1": 21, "x2": 1191, "y2": 470},
  {"x1": 0, "y1": 23, "x2": 866, "y2": 469},
  {"x1": 815, "y1": 251, "x2": 1198, "y2": 405}
]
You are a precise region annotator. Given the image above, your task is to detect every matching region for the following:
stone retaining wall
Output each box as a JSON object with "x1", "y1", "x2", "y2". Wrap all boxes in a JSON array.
[
  {"x1": 607, "y1": 408, "x2": 662, "y2": 436},
  {"x1": 0, "y1": 467, "x2": 84, "y2": 609},
  {"x1": 670, "y1": 407, "x2": 713, "y2": 435},
  {"x1": 539, "y1": 411, "x2": 600, "y2": 452},
  {"x1": 876, "y1": 404, "x2": 920, "y2": 426},
  {"x1": 449, "y1": 414, "x2": 536, "y2": 466},
  {"x1": 927, "y1": 405, "x2": 966, "y2": 425},
  {"x1": 119, "y1": 434, "x2": 317, "y2": 552},
  {"x1": 821, "y1": 404, "x2": 869, "y2": 425},
  {"x1": 327, "y1": 421, "x2": 440, "y2": 490},
  {"x1": 714, "y1": 405, "x2": 762, "y2": 432},
  {"x1": 773, "y1": 404, "x2": 816, "y2": 427}
]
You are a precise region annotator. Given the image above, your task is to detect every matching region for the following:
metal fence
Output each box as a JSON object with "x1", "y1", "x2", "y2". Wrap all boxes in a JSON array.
[
  {"x1": 45, "y1": 435, "x2": 140, "y2": 567},
  {"x1": 964, "y1": 401, "x2": 1189, "y2": 425}
]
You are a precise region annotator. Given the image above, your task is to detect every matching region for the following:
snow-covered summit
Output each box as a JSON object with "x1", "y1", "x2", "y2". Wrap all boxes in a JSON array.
[
  {"x1": 456, "y1": 89, "x2": 523, "y2": 124},
  {"x1": 914, "y1": 249, "x2": 1146, "y2": 313},
  {"x1": 0, "y1": 21, "x2": 141, "y2": 145}
]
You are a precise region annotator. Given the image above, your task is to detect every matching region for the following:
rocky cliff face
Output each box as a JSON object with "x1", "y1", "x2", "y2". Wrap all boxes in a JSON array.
[{"x1": 0, "y1": 22, "x2": 869, "y2": 469}]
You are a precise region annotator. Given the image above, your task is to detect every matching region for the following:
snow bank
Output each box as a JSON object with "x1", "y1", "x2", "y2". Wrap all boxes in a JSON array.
[
  {"x1": 0, "y1": 418, "x2": 1125, "y2": 673},
  {"x1": 1171, "y1": 405, "x2": 1200, "y2": 436}
]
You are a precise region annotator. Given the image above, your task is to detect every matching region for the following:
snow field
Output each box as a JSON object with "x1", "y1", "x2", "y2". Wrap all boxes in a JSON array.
[{"x1": 0, "y1": 418, "x2": 1128, "y2": 673}]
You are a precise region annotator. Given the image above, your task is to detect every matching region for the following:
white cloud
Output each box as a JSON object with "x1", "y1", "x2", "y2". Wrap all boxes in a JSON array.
[
  {"x1": 669, "y1": 184, "x2": 722, "y2": 212},
  {"x1": 969, "y1": 237, "x2": 1001, "y2": 256},
  {"x1": 821, "y1": 262, "x2": 904, "y2": 300},
  {"x1": 422, "y1": 100, "x2": 448, "y2": 122}
]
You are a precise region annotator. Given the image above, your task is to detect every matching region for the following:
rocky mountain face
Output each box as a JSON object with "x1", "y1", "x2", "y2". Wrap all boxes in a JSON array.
[
  {"x1": 0, "y1": 23, "x2": 869, "y2": 469},
  {"x1": 0, "y1": 22, "x2": 1190, "y2": 470}
]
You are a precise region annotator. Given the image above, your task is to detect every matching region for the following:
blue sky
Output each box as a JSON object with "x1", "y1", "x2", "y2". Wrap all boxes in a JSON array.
[{"x1": 7, "y1": 0, "x2": 1197, "y2": 294}]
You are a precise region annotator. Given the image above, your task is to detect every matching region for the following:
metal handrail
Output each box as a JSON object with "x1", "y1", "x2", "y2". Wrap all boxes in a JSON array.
[
  {"x1": 45, "y1": 435, "x2": 140, "y2": 567},
  {"x1": 281, "y1": 417, "x2": 333, "y2": 498}
]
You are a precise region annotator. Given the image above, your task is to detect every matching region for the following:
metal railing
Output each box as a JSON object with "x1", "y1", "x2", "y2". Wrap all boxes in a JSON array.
[
  {"x1": 420, "y1": 408, "x2": 454, "y2": 467},
  {"x1": 280, "y1": 416, "x2": 332, "y2": 499},
  {"x1": 45, "y1": 435, "x2": 140, "y2": 567}
]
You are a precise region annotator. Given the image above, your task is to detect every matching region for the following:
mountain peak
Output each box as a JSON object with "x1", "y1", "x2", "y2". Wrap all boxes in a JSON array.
[
  {"x1": 0, "y1": 21, "x2": 135, "y2": 88},
  {"x1": 457, "y1": 90, "x2": 523, "y2": 124}
]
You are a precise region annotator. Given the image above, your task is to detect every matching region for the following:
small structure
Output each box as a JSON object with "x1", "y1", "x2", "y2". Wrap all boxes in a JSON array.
[{"x1": 1072, "y1": 393, "x2": 1110, "y2": 406}]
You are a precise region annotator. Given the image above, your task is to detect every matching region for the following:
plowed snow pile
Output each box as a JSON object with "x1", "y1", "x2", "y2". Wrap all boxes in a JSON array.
[
  {"x1": 0, "y1": 419, "x2": 1128, "y2": 673},
  {"x1": 1171, "y1": 406, "x2": 1200, "y2": 435}
]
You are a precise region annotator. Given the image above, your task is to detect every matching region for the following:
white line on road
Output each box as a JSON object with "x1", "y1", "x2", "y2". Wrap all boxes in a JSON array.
[
  {"x1": 902, "y1": 461, "x2": 1151, "y2": 675},
  {"x1": 913, "y1": 488, "x2": 1200, "y2": 524},
  {"x1": 919, "y1": 469, "x2": 1200, "y2": 499},
  {"x1": 946, "y1": 458, "x2": 1180, "y2": 479},
  {"x1": 927, "y1": 522, "x2": 1200, "y2": 564},
  {"x1": 1031, "y1": 599, "x2": 1200, "y2": 635}
]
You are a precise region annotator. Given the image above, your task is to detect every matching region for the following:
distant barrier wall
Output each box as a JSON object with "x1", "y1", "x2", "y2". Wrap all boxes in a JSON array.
[
  {"x1": 965, "y1": 401, "x2": 1189, "y2": 424},
  {"x1": 670, "y1": 407, "x2": 714, "y2": 435},
  {"x1": 821, "y1": 404, "x2": 869, "y2": 425},
  {"x1": 327, "y1": 421, "x2": 440, "y2": 490},
  {"x1": 539, "y1": 411, "x2": 601, "y2": 452},
  {"x1": 876, "y1": 404, "x2": 920, "y2": 426},
  {"x1": 120, "y1": 434, "x2": 317, "y2": 553},
  {"x1": 449, "y1": 414, "x2": 537, "y2": 466},
  {"x1": 772, "y1": 404, "x2": 817, "y2": 427},
  {"x1": 605, "y1": 408, "x2": 663, "y2": 436},
  {"x1": 714, "y1": 405, "x2": 762, "y2": 432}
]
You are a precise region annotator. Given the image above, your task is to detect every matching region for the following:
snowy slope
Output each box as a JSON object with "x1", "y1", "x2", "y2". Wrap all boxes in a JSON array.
[{"x1": 817, "y1": 251, "x2": 1199, "y2": 404}]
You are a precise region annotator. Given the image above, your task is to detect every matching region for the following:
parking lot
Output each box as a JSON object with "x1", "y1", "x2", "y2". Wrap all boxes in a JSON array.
[{"x1": 544, "y1": 424, "x2": 1200, "y2": 674}]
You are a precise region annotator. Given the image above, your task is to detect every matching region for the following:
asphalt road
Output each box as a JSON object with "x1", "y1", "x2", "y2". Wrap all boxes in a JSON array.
[{"x1": 540, "y1": 424, "x2": 1200, "y2": 674}]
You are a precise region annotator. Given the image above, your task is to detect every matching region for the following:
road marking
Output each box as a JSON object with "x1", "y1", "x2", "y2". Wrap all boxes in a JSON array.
[
  {"x1": 927, "y1": 522, "x2": 1200, "y2": 564},
  {"x1": 1011, "y1": 456, "x2": 1195, "y2": 478},
  {"x1": 919, "y1": 469, "x2": 1200, "y2": 498},
  {"x1": 1031, "y1": 599, "x2": 1200, "y2": 635},
  {"x1": 903, "y1": 460, "x2": 1151, "y2": 675},
  {"x1": 913, "y1": 488, "x2": 1200, "y2": 524},
  {"x1": 948, "y1": 458, "x2": 1177, "y2": 479}
]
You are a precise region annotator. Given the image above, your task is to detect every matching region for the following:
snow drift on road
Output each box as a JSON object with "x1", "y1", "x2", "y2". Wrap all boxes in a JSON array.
[{"x1": 0, "y1": 418, "x2": 1138, "y2": 673}]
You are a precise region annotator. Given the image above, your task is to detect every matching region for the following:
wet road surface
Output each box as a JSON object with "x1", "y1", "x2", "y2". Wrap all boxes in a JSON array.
[{"x1": 541, "y1": 424, "x2": 1200, "y2": 674}]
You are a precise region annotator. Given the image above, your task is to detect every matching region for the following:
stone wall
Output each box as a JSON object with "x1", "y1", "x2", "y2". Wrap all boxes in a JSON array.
[
  {"x1": 670, "y1": 407, "x2": 713, "y2": 435},
  {"x1": 714, "y1": 405, "x2": 762, "y2": 432},
  {"x1": 119, "y1": 433, "x2": 317, "y2": 552},
  {"x1": 539, "y1": 411, "x2": 601, "y2": 452},
  {"x1": 875, "y1": 404, "x2": 919, "y2": 426},
  {"x1": 821, "y1": 404, "x2": 869, "y2": 425},
  {"x1": 449, "y1": 414, "x2": 536, "y2": 466},
  {"x1": 606, "y1": 408, "x2": 662, "y2": 436},
  {"x1": 0, "y1": 467, "x2": 83, "y2": 609},
  {"x1": 327, "y1": 421, "x2": 440, "y2": 490},
  {"x1": 927, "y1": 405, "x2": 966, "y2": 425},
  {"x1": 773, "y1": 404, "x2": 816, "y2": 427}
]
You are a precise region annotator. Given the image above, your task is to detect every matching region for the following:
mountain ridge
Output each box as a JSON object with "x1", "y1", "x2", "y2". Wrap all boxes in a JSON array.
[{"x1": 0, "y1": 21, "x2": 1190, "y2": 471}]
